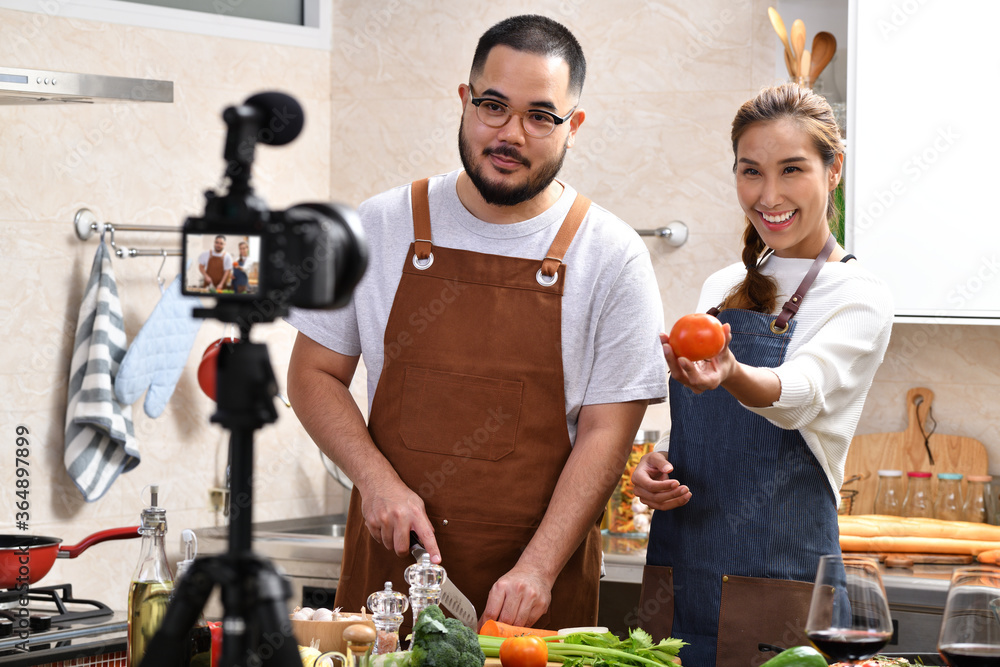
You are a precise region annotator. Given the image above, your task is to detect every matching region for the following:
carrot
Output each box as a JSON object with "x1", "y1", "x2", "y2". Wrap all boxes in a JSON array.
[
  {"x1": 978, "y1": 549, "x2": 1000, "y2": 564},
  {"x1": 479, "y1": 620, "x2": 558, "y2": 638}
]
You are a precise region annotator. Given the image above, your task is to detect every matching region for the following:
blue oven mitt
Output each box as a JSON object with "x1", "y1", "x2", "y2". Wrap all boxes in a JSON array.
[{"x1": 115, "y1": 276, "x2": 203, "y2": 418}]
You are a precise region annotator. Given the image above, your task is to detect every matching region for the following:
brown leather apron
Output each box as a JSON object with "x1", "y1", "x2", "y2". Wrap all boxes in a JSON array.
[
  {"x1": 334, "y1": 177, "x2": 602, "y2": 632},
  {"x1": 204, "y1": 253, "x2": 225, "y2": 287}
]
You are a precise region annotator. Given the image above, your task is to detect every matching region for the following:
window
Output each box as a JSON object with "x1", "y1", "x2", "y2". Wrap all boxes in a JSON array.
[
  {"x1": 0, "y1": 0, "x2": 331, "y2": 50},
  {"x1": 117, "y1": 0, "x2": 303, "y2": 26}
]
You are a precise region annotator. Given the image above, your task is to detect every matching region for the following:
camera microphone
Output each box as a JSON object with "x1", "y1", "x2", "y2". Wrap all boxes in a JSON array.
[
  {"x1": 223, "y1": 91, "x2": 304, "y2": 181},
  {"x1": 242, "y1": 92, "x2": 304, "y2": 146}
]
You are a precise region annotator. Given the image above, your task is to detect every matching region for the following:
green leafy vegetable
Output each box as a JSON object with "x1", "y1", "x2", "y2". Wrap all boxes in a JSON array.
[
  {"x1": 370, "y1": 651, "x2": 416, "y2": 667},
  {"x1": 479, "y1": 629, "x2": 685, "y2": 667},
  {"x1": 411, "y1": 605, "x2": 485, "y2": 667}
]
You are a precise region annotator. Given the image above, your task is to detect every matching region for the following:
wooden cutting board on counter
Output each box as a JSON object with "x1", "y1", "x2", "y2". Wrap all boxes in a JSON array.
[
  {"x1": 842, "y1": 387, "x2": 989, "y2": 515},
  {"x1": 874, "y1": 552, "x2": 975, "y2": 566}
]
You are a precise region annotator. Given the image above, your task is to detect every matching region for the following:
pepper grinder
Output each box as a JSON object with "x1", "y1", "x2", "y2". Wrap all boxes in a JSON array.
[
  {"x1": 367, "y1": 581, "x2": 409, "y2": 654},
  {"x1": 404, "y1": 553, "x2": 446, "y2": 629}
]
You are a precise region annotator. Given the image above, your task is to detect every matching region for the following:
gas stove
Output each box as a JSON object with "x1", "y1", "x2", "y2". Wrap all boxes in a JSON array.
[{"x1": 0, "y1": 584, "x2": 126, "y2": 662}]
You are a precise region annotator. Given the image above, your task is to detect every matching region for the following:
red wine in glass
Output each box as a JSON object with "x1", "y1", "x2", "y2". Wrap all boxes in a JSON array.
[
  {"x1": 807, "y1": 629, "x2": 892, "y2": 662},
  {"x1": 939, "y1": 643, "x2": 1000, "y2": 667}
]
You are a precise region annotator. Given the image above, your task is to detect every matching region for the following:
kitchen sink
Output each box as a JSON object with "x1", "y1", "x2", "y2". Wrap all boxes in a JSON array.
[
  {"x1": 194, "y1": 514, "x2": 349, "y2": 566},
  {"x1": 192, "y1": 514, "x2": 350, "y2": 613},
  {"x1": 276, "y1": 522, "x2": 348, "y2": 538}
]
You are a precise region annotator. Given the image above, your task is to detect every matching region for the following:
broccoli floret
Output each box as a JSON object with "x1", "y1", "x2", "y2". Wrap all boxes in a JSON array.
[{"x1": 410, "y1": 605, "x2": 485, "y2": 667}]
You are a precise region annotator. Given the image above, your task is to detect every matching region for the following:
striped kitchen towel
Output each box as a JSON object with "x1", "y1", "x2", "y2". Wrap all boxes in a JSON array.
[{"x1": 64, "y1": 241, "x2": 140, "y2": 502}]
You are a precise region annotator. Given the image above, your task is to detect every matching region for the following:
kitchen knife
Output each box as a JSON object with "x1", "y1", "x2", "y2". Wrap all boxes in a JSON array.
[{"x1": 409, "y1": 532, "x2": 479, "y2": 630}]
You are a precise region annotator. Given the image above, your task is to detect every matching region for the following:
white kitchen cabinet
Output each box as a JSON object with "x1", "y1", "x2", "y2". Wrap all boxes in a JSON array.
[{"x1": 846, "y1": 0, "x2": 1000, "y2": 322}]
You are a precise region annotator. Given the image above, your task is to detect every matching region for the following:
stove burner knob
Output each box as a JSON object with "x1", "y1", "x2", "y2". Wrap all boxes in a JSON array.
[{"x1": 30, "y1": 616, "x2": 51, "y2": 633}]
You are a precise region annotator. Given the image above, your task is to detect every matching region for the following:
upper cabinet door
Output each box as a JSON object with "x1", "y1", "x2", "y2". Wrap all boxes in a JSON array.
[{"x1": 847, "y1": 0, "x2": 1000, "y2": 323}]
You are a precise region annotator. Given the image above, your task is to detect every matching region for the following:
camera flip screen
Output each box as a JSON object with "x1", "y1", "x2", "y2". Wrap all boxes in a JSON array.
[{"x1": 183, "y1": 233, "x2": 262, "y2": 298}]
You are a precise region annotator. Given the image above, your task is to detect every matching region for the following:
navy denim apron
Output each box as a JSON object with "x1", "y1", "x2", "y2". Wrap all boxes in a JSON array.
[{"x1": 641, "y1": 250, "x2": 841, "y2": 667}]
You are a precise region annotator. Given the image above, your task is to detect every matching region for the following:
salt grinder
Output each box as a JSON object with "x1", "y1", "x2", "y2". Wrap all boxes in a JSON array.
[
  {"x1": 367, "y1": 581, "x2": 409, "y2": 654},
  {"x1": 404, "y1": 553, "x2": 446, "y2": 628}
]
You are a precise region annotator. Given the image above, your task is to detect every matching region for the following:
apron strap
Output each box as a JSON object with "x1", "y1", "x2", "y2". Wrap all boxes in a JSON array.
[
  {"x1": 770, "y1": 234, "x2": 837, "y2": 334},
  {"x1": 410, "y1": 178, "x2": 432, "y2": 260},
  {"x1": 410, "y1": 177, "x2": 591, "y2": 274},
  {"x1": 539, "y1": 193, "x2": 591, "y2": 278}
]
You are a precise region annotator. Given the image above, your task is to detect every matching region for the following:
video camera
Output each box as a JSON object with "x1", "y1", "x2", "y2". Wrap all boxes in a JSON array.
[{"x1": 181, "y1": 91, "x2": 367, "y2": 324}]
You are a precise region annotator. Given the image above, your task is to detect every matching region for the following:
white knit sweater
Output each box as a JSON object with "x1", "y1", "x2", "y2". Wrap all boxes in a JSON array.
[{"x1": 696, "y1": 256, "x2": 894, "y2": 497}]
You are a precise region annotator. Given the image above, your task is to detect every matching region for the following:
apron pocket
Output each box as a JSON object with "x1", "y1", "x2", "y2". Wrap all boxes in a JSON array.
[
  {"x1": 637, "y1": 565, "x2": 674, "y2": 642},
  {"x1": 716, "y1": 574, "x2": 814, "y2": 667},
  {"x1": 399, "y1": 366, "x2": 521, "y2": 462}
]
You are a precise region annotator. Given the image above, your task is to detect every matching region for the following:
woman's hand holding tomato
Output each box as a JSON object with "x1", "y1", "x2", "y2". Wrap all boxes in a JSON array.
[
  {"x1": 661, "y1": 316, "x2": 735, "y2": 395},
  {"x1": 499, "y1": 635, "x2": 548, "y2": 667}
]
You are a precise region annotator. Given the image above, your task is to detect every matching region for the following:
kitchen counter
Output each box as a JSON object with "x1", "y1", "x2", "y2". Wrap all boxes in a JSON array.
[
  {"x1": 195, "y1": 516, "x2": 961, "y2": 654},
  {"x1": 601, "y1": 533, "x2": 648, "y2": 583}
]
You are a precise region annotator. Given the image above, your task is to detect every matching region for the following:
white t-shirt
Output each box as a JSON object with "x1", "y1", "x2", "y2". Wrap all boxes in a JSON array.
[
  {"x1": 696, "y1": 256, "x2": 894, "y2": 496},
  {"x1": 286, "y1": 170, "x2": 669, "y2": 444},
  {"x1": 198, "y1": 249, "x2": 233, "y2": 271}
]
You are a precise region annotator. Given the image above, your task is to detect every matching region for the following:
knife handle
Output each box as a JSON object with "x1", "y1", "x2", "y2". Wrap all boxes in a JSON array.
[{"x1": 410, "y1": 530, "x2": 428, "y2": 559}]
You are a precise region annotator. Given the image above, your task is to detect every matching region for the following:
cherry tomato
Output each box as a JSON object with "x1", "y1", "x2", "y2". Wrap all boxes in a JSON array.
[
  {"x1": 668, "y1": 313, "x2": 725, "y2": 361},
  {"x1": 499, "y1": 635, "x2": 548, "y2": 667}
]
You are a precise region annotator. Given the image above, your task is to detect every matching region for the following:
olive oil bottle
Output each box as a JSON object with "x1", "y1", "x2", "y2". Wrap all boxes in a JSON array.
[{"x1": 128, "y1": 486, "x2": 173, "y2": 667}]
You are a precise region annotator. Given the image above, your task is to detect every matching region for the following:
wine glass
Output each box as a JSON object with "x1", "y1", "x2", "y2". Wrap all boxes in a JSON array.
[
  {"x1": 805, "y1": 554, "x2": 894, "y2": 663},
  {"x1": 937, "y1": 565, "x2": 1000, "y2": 667}
]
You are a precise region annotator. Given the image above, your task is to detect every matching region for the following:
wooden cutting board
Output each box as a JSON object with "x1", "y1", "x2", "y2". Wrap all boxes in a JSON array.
[
  {"x1": 875, "y1": 552, "x2": 975, "y2": 566},
  {"x1": 486, "y1": 659, "x2": 560, "y2": 667},
  {"x1": 842, "y1": 387, "x2": 989, "y2": 515}
]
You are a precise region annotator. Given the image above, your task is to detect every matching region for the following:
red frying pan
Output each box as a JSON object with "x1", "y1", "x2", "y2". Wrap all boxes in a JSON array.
[{"x1": 0, "y1": 526, "x2": 140, "y2": 589}]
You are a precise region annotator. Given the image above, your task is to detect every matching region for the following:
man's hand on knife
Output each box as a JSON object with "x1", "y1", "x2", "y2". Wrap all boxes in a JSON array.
[{"x1": 360, "y1": 481, "x2": 441, "y2": 563}]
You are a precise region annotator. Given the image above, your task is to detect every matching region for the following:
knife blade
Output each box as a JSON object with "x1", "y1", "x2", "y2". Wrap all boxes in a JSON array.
[{"x1": 409, "y1": 532, "x2": 479, "y2": 630}]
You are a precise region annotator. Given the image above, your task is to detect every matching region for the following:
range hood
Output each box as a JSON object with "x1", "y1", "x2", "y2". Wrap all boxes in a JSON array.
[{"x1": 0, "y1": 66, "x2": 172, "y2": 105}]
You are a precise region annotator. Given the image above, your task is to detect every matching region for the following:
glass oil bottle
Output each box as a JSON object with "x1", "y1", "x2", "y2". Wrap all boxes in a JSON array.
[{"x1": 128, "y1": 486, "x2": 174, "y2": 667}]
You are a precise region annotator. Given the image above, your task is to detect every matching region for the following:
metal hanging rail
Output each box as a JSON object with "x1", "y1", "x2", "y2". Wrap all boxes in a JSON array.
[
  {"x1": 73, "y1": 208, "x2": 182, "y2": 259},
  {"x1": 635, "y1": 220, "x2": 689, "y2": 247}
]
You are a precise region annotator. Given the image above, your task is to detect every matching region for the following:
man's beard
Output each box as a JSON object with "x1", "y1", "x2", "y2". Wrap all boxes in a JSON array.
[{"x1": 458, "y1": 116, "x2": 568, "y2": 207}]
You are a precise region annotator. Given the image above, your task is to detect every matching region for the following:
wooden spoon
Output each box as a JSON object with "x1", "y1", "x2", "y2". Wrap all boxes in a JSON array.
[
  {"x1": 768, "y1": 7, "x2": 798, "y2": 77},
  {"x1": 790, "y1": 19, "x2": 807, "y2": 66},
  {"x1": 810, "y1": 31, "x2": 838, "y2": 82},
  {"x1": 799, "y1": 50, "x2": 812, "y2": 87},
  {"x1": 783, "y1": 50, "x2": 797, "y2": 79}
]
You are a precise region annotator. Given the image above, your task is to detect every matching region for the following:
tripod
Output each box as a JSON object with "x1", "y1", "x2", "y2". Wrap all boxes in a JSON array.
[{"x1": 139, "y1": 327, "x2": 302, "y2": 667}]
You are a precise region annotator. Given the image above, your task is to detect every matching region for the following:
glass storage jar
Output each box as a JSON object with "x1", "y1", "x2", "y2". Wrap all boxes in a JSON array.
[
  {"x1": 903, "y1": 471, "x2": 934, "y2": 518},
  {"x1": 964, "y1": 475, "x2": 993, "y2": 523},
  {"x1": 874, "y1": 470, "x2": 905, "y2": 516},
  {"x1": 935, "y1": 473, "x2": 964, "y2": 521}
]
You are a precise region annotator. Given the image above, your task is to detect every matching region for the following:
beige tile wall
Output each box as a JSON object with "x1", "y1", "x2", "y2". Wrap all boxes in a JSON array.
[{"x1": 2, "y1": 0, "x2": 998, "y2": 614}]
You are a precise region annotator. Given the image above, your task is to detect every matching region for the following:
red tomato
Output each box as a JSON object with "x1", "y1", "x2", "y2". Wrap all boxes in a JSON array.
[
  {"x1": 197, "y1": 337, "x2": 239, "y2": 400},
  {"x1": 668, "y1": 313, "x2": 725, "y2": 361},
  {"x1": 499, "y1": 635, "x2": 548, "y2": 667}
]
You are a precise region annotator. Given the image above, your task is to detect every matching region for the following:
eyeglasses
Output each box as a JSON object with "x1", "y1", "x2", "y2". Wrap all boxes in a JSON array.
[{"x1": 467, "y1": 83, "x2": 576, "y2": 138}]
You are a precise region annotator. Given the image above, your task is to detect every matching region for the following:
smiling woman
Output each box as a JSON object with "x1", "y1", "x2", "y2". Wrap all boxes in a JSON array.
[{"x1": 631, "y1": 83, "x2": 895, "y2": 667}]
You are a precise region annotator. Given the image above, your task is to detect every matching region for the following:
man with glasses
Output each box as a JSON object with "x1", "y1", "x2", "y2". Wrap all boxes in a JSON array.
[{"x1": 286, "y1": 14, "x2": 667, "y2": 631}]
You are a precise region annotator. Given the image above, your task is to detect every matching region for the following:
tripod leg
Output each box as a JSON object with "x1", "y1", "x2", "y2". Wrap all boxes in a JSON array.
[
  {"x1": 139, "y1": 558, "x2": 219, "y2": 667},
  {"x1": 251, "y1": 563, "x2": 302, "y2": 667}
]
